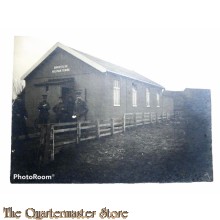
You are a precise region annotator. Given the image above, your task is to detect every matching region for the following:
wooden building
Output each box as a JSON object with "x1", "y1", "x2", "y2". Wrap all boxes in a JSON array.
[{"x1": 21, "y1": 43, "x2": 173, "y2": 127}]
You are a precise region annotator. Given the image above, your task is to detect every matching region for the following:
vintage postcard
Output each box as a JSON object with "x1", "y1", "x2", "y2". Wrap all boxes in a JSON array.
[{"x1": 11, "y1": 37, "x2": 213, "y2": 183}]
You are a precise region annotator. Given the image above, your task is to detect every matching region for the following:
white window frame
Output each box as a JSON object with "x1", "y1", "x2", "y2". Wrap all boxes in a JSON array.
[
  {"x1": 146, "y1": 88, "x2": 150, "y2": 107},
  {"x1": 156, "y1": 92, "x2": 160, "y2": 107},
  {"x1": 113, "y1": 80, "x2": 120, "y2": 106},
  {"x1": 132, "y1": 85, "x2": 137, "y2": 107}
]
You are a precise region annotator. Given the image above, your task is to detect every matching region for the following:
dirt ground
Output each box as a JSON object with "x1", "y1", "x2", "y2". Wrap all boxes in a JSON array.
[{"x1": 10, "y1": 117, "x2": 213, "y2": 183}]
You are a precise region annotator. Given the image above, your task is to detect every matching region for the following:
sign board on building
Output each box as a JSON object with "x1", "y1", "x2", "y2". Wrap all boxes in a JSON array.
[{"x1": 52, "y1": 65, "x2": 70, "y2": 73}]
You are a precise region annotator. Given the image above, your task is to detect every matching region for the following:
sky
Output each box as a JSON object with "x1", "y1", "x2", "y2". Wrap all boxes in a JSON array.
[{"x1": 13, "y1": 28, "x2": 220, "y2": 91}]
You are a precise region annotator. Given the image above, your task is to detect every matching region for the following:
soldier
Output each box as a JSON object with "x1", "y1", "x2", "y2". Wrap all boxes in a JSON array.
[
  {"x1": 12, "y1": 94, "x2": 29, "y2": 139},
  {"x1": 53, "y1": 96, "x2": 67, "y2": 123},
  {"x1": 72, "y1": 91, "x2": 88, "y2": 121},
  {"x1": 65, "y1": 96, "x2": 75, "y2": 122},
  {"x1": 38, "y1": 94, "x2": 50, "y2": 124}
]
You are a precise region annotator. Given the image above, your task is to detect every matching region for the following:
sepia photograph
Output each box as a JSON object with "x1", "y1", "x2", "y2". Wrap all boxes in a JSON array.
[
  {"x1": 11, "y1": 35, "x2": 213, "y2": 183},
  {"x1": 1, "y1": 1, "x2": 220, "y2": 219}
]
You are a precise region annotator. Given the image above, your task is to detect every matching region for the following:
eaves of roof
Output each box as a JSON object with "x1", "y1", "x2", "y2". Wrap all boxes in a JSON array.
[{"x1": 21, "y1": 42, "x2": 164, "y2": 88}]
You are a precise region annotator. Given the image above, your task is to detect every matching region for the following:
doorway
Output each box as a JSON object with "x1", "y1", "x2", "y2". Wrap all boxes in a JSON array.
[{"x1": 61, "y1": 87, "x2": 74, "y2": 103}]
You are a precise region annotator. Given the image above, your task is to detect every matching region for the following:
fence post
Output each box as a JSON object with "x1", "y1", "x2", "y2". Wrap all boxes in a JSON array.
[
  {"x1": 123, "y1": 114, "x2": 126, "y2": 132},
  {"x1": 166, "y1": 112, "x2": 169, "y2": 121},
  {"x1": 150, "y1": 112, "x2": 152, "y2": 123},
  {"x1": 38, "y1": 124, "x2": 51, "y2": 165},
  {"x1": 96, "y1": 120, "x2": 100, "y2": 138},
  {"x1": 134, "y1": 113, "x2": 137, "y2": 127},
  {"x1": 156, "y1": 113, "x2": 158, "y2": 124},
  {"x1": 111, "y1": 118, "x2": 114, "y2": 135},
  {"x1": 77, "y1": 122, "x2": 81, "y2": 144}
]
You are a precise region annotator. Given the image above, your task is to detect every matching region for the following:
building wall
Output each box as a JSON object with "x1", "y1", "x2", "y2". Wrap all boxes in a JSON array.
[
  {"x1": 163, "y1": 91, "x2": 185, "y2": 112},
  {"x1": 73, "y1": 68, "x2": 108, "y2": 121},
  {"x1": 183, "y1": 88, "x2": 211, "y2": 121},
  {"x1": 26, "y1": 48, "x2": 100, "y2": 80},
  {"x1": 25, "y1": 48, "x2": 108, "y2": 126},
  {"x1": 24, "y1": 48, "x2": 170, "y2": 127},
  {"x1": 100, "y1": 73, "x2": 164, "y2": 120},
  {"x1": 162, "y1": 95, "x2": 174, "y2": 115},
  {"x1": 25, "y1": 78, "x2": 62, "y2": 126}
]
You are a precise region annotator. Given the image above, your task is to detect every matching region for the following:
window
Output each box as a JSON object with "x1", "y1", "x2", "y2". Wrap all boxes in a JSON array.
[
  {"x1": 156, "y1": 92, "x2": 160, "y2": 107},
  {"x1": 132, "y1": 85, "x2": 137, "y2": 107},
  {"x1": 146, "y1": 88, "x2": 150, "y2": 107},
  {"x1": 113, "y1": 80, "x2": 120, "y2": 106}
]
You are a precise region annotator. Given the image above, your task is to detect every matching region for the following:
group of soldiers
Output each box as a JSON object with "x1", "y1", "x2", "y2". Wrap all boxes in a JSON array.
[
  {"x1": 12, "y1": 92, "x2": 88, "y2": 139},
  {"x1": 38, "y1": 92, "x2": 88, "y2": 124}
]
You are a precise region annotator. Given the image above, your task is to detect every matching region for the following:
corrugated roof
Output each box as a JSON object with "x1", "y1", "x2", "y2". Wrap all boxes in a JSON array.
[{"x1": 22, "y1": 42, "x2": 164, "y2": 88}]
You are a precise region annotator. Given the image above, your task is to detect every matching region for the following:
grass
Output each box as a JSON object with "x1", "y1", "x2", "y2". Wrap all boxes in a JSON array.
[{"x1": 10, "y1": 119, "x2": 213, "y2": 183}]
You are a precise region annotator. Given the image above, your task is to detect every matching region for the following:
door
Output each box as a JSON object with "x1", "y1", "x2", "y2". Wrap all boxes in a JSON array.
[{"x1": 61, "y1": 87, "x2": 74, "y2": 103}]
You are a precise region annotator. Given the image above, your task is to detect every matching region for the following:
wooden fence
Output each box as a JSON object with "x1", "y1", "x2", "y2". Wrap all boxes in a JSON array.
[
  {"x1": 49, "y1": 112, "x2": 171, "y2": 161},
  {"x1": 13, "y1": 111, "x2": 174, "y2": 164}
]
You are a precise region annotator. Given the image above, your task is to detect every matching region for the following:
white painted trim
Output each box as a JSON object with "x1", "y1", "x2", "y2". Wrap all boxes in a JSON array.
[
  {"x1": 146, "y1": 88, "x2": 151, "y2": 107},
  {"x1": 113, "y1": 79, "x2": 121, "y2": 106},
  {"x1": 156, "y1": 92, "x2": 160, "y2": 107},
  {"x1": 21, "y1": 42, "x2": 106, "y2": 80},
  {"x1": 132, "y1": 86, "x2": 137, "y2": 107},
  {"x1": 20, "y1": 42, "x2": 164, "y2": 90},
  {"x1": 58, "y1": 44, "x2": 106, "y2": 73}
]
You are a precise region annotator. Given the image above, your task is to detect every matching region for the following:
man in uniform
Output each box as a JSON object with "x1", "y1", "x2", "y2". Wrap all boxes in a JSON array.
[
  {"x1": 38, "y1": 94, "x2": 50, "y2": 124},
  {"x1": 12, "y1": 94, "x2": 29, "y2": 139},
  {"x1": 53, "y1": 96, "x2": 66, "y2": 123},
  {"x1": 65, "y1": 96, "x2": 75, "y2": 122},
  {"x1": 72, "y1": 91, "x2": 88, "y2": 122}
]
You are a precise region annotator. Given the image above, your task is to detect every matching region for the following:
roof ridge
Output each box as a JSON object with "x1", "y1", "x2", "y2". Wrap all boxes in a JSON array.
[
  {"x1": 68, "y1": 46, "x2": 164, "y2": 88},
  {"x1": 21, "y1": 42, "x2": 164, "y2": 88}
]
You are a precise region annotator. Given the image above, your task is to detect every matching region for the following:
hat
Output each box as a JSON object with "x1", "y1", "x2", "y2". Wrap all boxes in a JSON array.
[{"x1": 75, "y1": 90, "x2": 82, "y2": 95}]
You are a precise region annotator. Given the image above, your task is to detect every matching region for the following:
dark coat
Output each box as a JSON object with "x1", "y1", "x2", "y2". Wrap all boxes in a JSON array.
[
  {"x1": 53, "y1": 102, "x2": 67, "y2": 123},
  {"x1": 73, "y1": 98, "x2": 88, "y2": 120},
  {"x1": 12, "y1": 98, "x2": 28, "y2": 136},
  {"x1": 65, "y1": 100, "x2": 75, "y2": 121},
  {"x1": 38, "y1": 100, "x2": 50, "y2": 124}
]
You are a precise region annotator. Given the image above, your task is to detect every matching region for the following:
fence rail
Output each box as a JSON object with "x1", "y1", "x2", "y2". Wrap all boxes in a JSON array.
[
  {"x1": 14, "y1": 111, "x2": 174, "y2": 164},
  {"x1": 49, "y1": 111, "x2": 171, "y2": 161}
]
